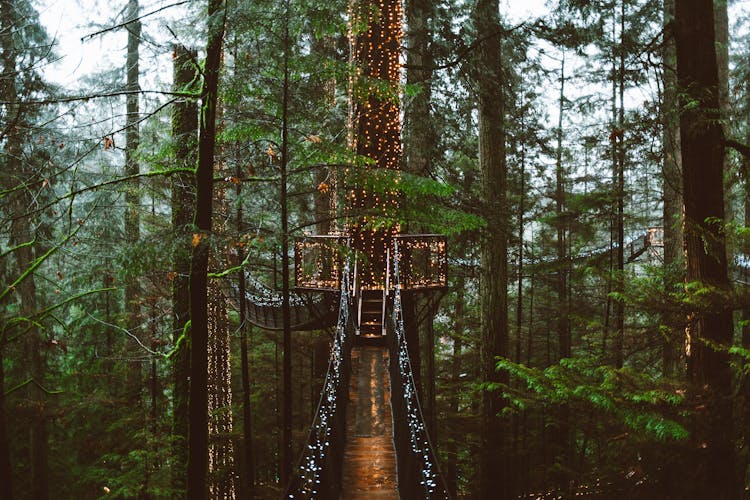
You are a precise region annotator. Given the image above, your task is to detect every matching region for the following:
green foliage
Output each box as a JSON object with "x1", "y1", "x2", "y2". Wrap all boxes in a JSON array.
[
  {"x1": 496, "y1": 356, "x2": 689, "y2": 441},
  {"x1": 343, "y1": 165, "x2": 486, "y2": 234}
]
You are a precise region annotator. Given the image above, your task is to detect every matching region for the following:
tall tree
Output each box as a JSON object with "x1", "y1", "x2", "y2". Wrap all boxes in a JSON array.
[
  {"x1": 0, "y1": 1, "x2": 51, "y2": 497},
  {"x1": 553, "y1": 51, "x2": 572, "y2": 483},
  {"x1": 280, "y1": 0, "x2": 293, "y2": 486},
  {"x1": 0, "y1": 4, "x2": 19, "y2": 496},
  {"x1": 124, "y1": 0, "x2": 143, "y2": 402},
  {"x1": 662, "y1": 0, "x2": 683, "y2": 376},
  {"x1": 473, "y1": 0, "x2": 510, "y2": 498},
  {"x1": 404, "y1": 0, "x2": 437, "y2": 436},
  {"x1": 404, "y1": 0, "x2": 435, "y2": 177},
  {"x1": 187, "y1": 1, "x2": 226, "y2": 498},
  {"x1": 612, "y1": 0, "x2": 626, "y2": 369},
  {"x1": 674, "y1": 0, "x2": 737, "y2": 497},
  {"x1": 171, "y1": 43, "x2": 197, "y2": 495},
  {"x1": 207, "y1": 101, "x2": 236, "y2": 498}
]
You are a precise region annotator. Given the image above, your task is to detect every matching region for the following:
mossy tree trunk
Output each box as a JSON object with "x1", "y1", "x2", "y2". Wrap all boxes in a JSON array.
[
  {"x1": 474, "y1": 0, "x2": 511, "y2": 498},
  {"x1": 675, "y1": 0, "x2": 738, "y2": 496}
]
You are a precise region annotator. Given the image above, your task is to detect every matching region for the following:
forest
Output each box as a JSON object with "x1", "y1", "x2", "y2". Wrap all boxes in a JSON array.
[{"x1": 2, "y1": 0, "x2": 750, "y2": 498}]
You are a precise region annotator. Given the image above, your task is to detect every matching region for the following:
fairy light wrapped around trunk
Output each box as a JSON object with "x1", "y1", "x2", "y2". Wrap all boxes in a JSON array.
[
  {"x1": 347, "y1": 0, "x2": 403, "y2": 288},
  {"x1": 207, "y1": 97, "x2": 236, "y2": 499},
  {"x1": 207, "y1": 280, "x2": 237, "y2": 499}
]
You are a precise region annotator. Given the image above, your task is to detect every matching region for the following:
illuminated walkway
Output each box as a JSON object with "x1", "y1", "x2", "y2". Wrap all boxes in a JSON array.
[{"x1": 340, "y1": 346, "x2": 398, "y2": 499}]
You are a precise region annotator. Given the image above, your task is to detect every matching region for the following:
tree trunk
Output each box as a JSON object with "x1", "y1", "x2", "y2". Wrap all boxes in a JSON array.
[
  {"x1": 740, "y1": 27, "x2": 750, "y2": 495},
  {"x1": 187, "y1": 1, "x2": 225, "y2": 498},
  {"x1": 404, "y1": 0, "x2": 437, "y2": 438},
  {"x1": 0, "y1": 344, "x2": 10, "y2": 500},
  {"x1": 124, "y1": 0, "x2": 143, "y2": 404},
  {"x1": 207, "y1": 100, "x2": 236, "y2": 498},
  {"x1": 614, "y1": 0, "x2": 626, "y2": 370},
  {"x1": 422, "y1": 298, "x2": 437, "y2": 438},
  {"x1": 207, "y1": 281, "x2": 236, "y2": 499},
  {"x1": 0, "y1": 3, "x2": 18, "y2": 496},
  {"x1": 171, "y1": 43, "x2": 197, "y2": 496},
  {"x1": 674, "y1": 0, "x2": 737, "y2": 497},
  {"x1": 715, "y1": 0, "x2": 733, "y2": 259},
  {"x1": 474, "y1": 1, "x2": 510, "y2": 498},
  {"x1": 236, "y1": 166, "x2": 255, "y2": 496},
  {"x1": 662, "y1": 0, "x2": 683, "y2": 377},
  {"x1": 1, "y1": 2, "x2": 48, "y2": 495},
  {"x1": 280, "y1": 0, "x2": 293, "y2": 487},
  {"x1": 516, "y1": 113, "x2": 526, "y2": 366},
  {"x1": 446, "y1": 277, "x2": 465, "y2": 498},
  {"x1": 404, "y1": 0, "x2": 434, "y2": 177},
  {"x1": 553, "y1": 53, "x2": 571, "y2": 490},
  {"x1": 555, "y1": 54, "x2": 570, "y2": 363}
]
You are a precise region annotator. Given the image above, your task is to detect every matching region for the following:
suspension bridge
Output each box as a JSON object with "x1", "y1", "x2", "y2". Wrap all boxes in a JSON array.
[{"x1": 234, "y1": 235, "x2": 450, "y2": 498}]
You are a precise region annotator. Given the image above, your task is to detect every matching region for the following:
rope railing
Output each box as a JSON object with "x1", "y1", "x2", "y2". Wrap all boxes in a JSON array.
[
  {"x1": 226, "y1": 270, "x2": 339, "y2": 331},
  {"x1": 284, "y1": 263, "x2": 353, "y2": 498},
  {"x1": 387, "y1": 240, "x2": 452, "y2": 499}
]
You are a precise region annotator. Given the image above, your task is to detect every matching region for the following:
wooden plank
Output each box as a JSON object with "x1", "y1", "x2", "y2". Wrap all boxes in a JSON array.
[{"x1": 340, "y1": 347, "x2": 398, "y2": 499}]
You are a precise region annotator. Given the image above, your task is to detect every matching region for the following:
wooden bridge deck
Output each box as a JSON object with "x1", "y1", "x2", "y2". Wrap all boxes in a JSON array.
[{"x1": 340, "y1": 346, "x2": 399, "y2": 499}]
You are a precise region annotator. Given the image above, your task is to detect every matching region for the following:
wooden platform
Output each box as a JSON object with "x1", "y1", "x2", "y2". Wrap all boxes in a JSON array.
[{"x1": 340, "y1": 346, "x2": 399, "y2": 499}]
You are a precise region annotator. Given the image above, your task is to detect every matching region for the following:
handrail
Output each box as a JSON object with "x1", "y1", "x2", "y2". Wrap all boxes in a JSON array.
[
  {"x1": 284, "y1": 263, "x2": 353, "y2": 498},
  {"x1": 387, "y1": 240, "x2": 452, "y2": 499}
]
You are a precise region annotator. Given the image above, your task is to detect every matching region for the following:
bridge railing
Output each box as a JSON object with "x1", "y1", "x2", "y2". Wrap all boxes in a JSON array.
[
  {"x1": 284, "y1": 263, "x2": 353, "y2": 498},
  {"x1": 386, "y1": 240, "x2": 452, "y2": 499}
]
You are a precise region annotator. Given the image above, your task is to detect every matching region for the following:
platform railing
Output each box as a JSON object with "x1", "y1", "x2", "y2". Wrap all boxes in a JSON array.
[
  {"x1": 394, "y1": 234, "x2": 447, "y2": 290},
  {"x1": 294, "y1": 235, "x2": 349, "y2": 292},
  {"x1": 295, "y1": 233, "x2": 447, "y2": 292}
]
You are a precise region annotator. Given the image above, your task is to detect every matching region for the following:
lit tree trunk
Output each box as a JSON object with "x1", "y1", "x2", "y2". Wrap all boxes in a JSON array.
[
  {"x1": 662, "y1": 0, "x2": 683, "y2": 376},
  {"x1": 347, "y1": 0, "x2": 402, "y2": 289},
  {"x1": 124, "y1": 0, "x2": 142, "y2": 403},
  {"x1": 171, "y1": 43, "x2": 197, "y2": 495},
  {"x1": 474, "y1": 0, "x2": 510, "y2": 498},
  {"x1": 207, "y1": 91, "x2": 236, "y2": 498},
  {"x1": 675, "y1": 0, "x2": 737, "y2": 497},
  {"x1": 187, "y1": 1, "x2": 225, "y2": 498},
  {"x1": 207, "y1": 279, "x2": 236, "y2": 499}
]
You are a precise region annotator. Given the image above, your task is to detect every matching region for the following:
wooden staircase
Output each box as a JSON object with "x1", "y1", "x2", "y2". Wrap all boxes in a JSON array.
[
  {"x1": 357, "y1": 289, "x2": 386, "y2": 344},
  {"x1": 340, "y1": 346, "x2": 398, "y2": 499}
]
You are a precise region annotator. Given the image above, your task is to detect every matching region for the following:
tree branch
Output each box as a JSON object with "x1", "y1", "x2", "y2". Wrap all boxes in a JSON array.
[
  {"x1": 725, "y1": 138, "x2": 750, "y2": 159},
  {"x1": 81, "y1": 1, "x2": 191, "y2": 41}
]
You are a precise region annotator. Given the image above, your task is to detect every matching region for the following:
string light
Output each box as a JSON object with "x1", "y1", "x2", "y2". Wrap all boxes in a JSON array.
[
  {"x1": 388, "y1": 241, "x2": 450, "y2": 497},
  {"x1": 286, "y1": 264, "x2": 353, "y2": 497},
  {"x1": 345, "y1": 0, "x2": 404, "y2": 288}
]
